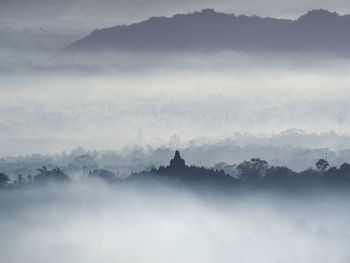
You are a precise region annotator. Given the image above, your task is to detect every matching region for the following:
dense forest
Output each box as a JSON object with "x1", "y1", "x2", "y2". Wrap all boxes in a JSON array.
[{"x1": 1, "y1": 150, "x2": 350, "y2": 191}]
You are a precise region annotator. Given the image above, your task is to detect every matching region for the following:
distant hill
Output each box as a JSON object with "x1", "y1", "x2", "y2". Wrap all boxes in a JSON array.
[{"x1": 66, "y1": 9, "x2": 350, "y2": 53}]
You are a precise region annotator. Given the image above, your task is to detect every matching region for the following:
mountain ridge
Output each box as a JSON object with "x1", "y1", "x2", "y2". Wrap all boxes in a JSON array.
[{"x1": 66, "y1": 9, "x2": 350, "y2": 53}]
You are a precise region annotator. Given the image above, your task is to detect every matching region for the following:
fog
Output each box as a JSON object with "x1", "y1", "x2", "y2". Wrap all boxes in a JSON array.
[
  {"x1": 2, "y1": 6, "x2": 350, "y2": 263},
  {"x1": 1, "y1": 181, "x2": 350, "y2": 263},
  {"x1": 1, "y1": 50, "x2": 350, "y2": 157}
]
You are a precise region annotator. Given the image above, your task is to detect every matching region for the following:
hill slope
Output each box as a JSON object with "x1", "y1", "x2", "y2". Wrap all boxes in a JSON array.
[{"x1": 67, "y1": 9, "x2": 350, "y2": 53}]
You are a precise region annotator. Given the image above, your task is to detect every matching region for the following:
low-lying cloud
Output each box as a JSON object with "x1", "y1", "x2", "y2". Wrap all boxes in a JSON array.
[
  {"x1": 1, "y1": 182, "x2": 350, "y2": 263},
  {"x1": 0, "y1": 51, "x2": 350, "y2": 157}
]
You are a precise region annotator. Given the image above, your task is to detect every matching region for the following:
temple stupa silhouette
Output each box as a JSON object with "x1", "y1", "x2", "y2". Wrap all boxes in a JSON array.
[
  {"x1": 169, "y1": 150, "x2": 186, "y2": 169},
  {"x1": 131, "y1": 149, "x2": 235, "y2": 184}
]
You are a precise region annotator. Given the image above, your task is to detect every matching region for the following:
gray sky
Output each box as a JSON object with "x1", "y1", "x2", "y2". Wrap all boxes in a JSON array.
[{"x1": 2, "y1": 0, "x2": 350, "y2": 32}]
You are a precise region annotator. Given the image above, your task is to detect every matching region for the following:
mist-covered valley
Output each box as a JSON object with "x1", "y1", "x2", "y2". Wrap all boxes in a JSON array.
[
  {"x1": 1, "y1": 49, "x2": 350, "y2": 165},
  {"x1": 1, "y1": 49, "x2": 350, "y2": 262},
  {"x1": 2, "y1": 6, "x2": 350, "y2": 263},
  {"x1": 1, "y1": 48, "x2": 350, "y2": 152},
  {"x1": 1, "y1": 180, "x2": 350, "y2": 263}
]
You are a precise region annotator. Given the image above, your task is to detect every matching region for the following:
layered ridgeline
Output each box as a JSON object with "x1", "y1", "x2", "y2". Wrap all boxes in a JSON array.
[{"x1": 66, "y1": 9, "x2": 350, "y2": 53}]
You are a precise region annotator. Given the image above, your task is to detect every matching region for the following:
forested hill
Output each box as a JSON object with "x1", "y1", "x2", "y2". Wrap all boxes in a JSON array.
[
  {"x1": 67, "y1": 9, "x2": 350, "y2": 53},
  {"x1": 2, "y1": 151, "x2": 350, "y2": 192}
]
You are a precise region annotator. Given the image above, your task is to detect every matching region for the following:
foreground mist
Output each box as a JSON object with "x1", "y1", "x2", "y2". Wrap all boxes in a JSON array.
[
  {"x1": 1, "y1": 150, "x2": 350, "y2": 263},
  {"x1": 1, "y1": 180, "x2": 350, "y2": 263}
]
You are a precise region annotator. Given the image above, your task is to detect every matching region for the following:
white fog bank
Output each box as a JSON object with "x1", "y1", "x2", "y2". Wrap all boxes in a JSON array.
[
  {"x1": 1, "y1": 183, "x2": 350, "y2": 263},
  {"x1": 1, "y1": 52, "x2": 350, "y2": 155}
]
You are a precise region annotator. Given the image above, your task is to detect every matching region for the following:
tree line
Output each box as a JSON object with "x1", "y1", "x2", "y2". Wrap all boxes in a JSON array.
[{"x1": 1, "y1": 157, "x2": 350, "y2": 190}]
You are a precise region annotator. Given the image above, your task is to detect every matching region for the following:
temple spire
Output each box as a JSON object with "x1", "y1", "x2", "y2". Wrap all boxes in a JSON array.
[{"x1": 169, "y1": 150, "x2": 186, "y2": 169}]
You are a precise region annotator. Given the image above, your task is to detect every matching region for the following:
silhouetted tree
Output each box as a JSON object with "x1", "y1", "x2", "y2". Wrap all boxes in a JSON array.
[{"x1": 316, "y1": 159, "x2": 329, "y2": 172}]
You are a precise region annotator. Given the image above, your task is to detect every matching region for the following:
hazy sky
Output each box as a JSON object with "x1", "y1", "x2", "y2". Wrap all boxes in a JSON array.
[
  {"x1": 2, "y1": 0, "x2": 350, "y2": 31},
  {"x1": 1, "y1": 0, "x2": 350, "y2": 157}
]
